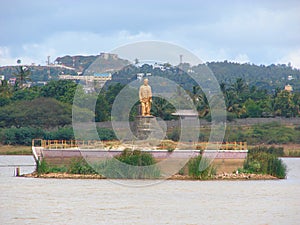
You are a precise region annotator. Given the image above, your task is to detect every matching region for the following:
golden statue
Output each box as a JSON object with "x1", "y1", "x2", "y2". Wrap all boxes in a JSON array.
[{"x1": 139, "y1": 78, "x2": 152, "y2": 116}]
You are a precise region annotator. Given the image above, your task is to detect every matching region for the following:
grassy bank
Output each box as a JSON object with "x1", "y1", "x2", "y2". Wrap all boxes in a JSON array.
[
  {"x1": 0, "y1": 145, "x2": 32, "y2": 155},
  {"x1": 36, "y1": 150, "x2": 161, "y2": 179}
]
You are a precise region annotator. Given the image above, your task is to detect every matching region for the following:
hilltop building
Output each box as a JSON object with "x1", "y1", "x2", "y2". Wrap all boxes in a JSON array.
[
  {"x1": 59, "y1": 73, "x2": 112, "y2": 92},
  {"x1": 8, "y1": 78, "x2": 16, "y2": 85},
  {"x1": 99, "y1": 53, "x2": 118, "y2": 60}
]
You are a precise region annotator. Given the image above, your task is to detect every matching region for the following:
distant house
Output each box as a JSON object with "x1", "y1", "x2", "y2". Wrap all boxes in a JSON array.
[
  {"x1": 284, "y1": 84, "x2": 293, "y2": 92},
  {"x1": 153, "y1": 63, "x2": 166, "y2": 71},
  {"x1": 0, "y1": 75, "x2": 4, "y2": 85},
  {"x1": 137, "y1": 72, "x2": 151, "y2": 80},
  {"x1": 58, "y1": 73, "x2": 111, "y2": 90},
  {"x1": 93, "y1": 73, "x2": 112, "y2": 79},
  {"x1": 8, "y1": 78, "x2": 16, "y2": 85}
]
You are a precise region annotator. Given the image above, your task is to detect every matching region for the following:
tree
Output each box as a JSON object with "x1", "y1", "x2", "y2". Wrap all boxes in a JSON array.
[
  {"x1": 274, "y1": 90, "x2": 298, "y2": 117},
  {"x1": 95, "y1": 94, "x2": 110, "y2": 122},
  {"x1": 0, "y1": 98, "x2": 72, "y2": 128},
  {"x1": 105, "y1": 83, "x2": 125, "y2": 106},
  {"x1": 245, "y1": 99, "x2": 262, "y2": 117},
  {"x1": 292, "y1": 92, "x2": 300, "y2": 115},
  {"x1": 151, "y1": 96, "x2": 176, "y2": 120},
  {"x1": 12, "y1": 87, "x2": 40, "y2": 101},
  {"x1": 233, "y1": 78, "x2": 248, "y2": 94},
  {"x1": 40, "y1": 80, "x2": 78, "y2": 104},
  {"x1": 0, "y1": 80, "x2": 13, "y2": 106},
  {"x1": 13, "y1": 66, "x2": 31, "y2": 88}
]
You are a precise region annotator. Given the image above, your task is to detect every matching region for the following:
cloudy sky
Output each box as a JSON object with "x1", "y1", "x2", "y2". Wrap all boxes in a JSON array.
[{"x1": 1, "y1": 0, "x2": 300, "y2": 68}]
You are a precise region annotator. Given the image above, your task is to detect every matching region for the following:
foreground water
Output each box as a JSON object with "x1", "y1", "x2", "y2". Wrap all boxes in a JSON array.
[{"x1": 0, "y1": 156, "x2": 299, "y2": 225}]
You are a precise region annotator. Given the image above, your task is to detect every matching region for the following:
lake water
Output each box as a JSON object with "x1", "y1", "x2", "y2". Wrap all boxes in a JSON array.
[{"x1": 0, "y1": 156, "x2": 299, "y2": 225}]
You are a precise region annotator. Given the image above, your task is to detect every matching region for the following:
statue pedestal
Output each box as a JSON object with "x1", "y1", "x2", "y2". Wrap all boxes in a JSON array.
[{"x1": 134, "y1": 115, "x2": 156, "y2": 140}]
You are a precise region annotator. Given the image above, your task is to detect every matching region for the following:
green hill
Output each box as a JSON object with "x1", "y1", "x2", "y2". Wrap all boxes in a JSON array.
[{"x1": 1, "y1": 54, "x2": 299, "y2": 91}]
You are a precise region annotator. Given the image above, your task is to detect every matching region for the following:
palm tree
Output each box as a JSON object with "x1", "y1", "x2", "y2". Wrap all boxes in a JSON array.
[
  {"x1": 225, "y1": 90, "x2": 246, "y2": 117},
  {"x1": 219, "y1": 82, "x2": 226, "y2": 93},
  {"x1": 231, "y1": 78, "x2": 248, "y2": 96},
  {"x1": 189, "y1": 86, "x2": 210, "y2": 117},
  {"x1": 151, "y1": 96, "x2": 175, "y2": 120},
  {"x1": 13, "y1": 66, "x2": 31, "y2": 88}
]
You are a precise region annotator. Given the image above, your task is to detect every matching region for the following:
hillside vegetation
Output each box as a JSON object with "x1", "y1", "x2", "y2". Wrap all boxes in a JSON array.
[{"x1": 1, "y1": 55, "x2": 300, "y2": 147}]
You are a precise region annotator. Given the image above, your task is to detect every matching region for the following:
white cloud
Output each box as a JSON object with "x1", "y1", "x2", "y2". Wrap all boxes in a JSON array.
[
  {"x1": 277, "y1": 49, "x2": 300, "y2": 69},
  {"x1": 1, "y1": 31, "x2": 155, "y2": 66},
  {"x1": 191, "y1": 47, "x2": 231, "y2": 62},
  {"x1": 232, "y1": 54, "x2": 250, "y2": 64},
  {"x1": 1, "y1": 1, "x2": 300, "y2": 68},
  {"x1": 0, "y1": 46, "x2": 14, "y2": 65}
]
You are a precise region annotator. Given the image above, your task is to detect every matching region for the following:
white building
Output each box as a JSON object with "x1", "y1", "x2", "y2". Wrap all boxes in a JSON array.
[{"x1": 137, "y1": 73, "x2": 144, "y2": 80}]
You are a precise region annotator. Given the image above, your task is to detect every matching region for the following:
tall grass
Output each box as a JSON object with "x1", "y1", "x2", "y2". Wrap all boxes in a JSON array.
[
  {"x1": 36, "y1": 150, "x2": 161, "y2": 179},
  {"x1": 94, "y1": 149, "x2": 161, "y2": 179},
  {"x1": 188, "y1": 155, "x2": 216, "y2": 180},
  {"x1": 243, "y1": 147, "x2": 287, "y2": 179},
  {"x1": 68, "y1": 158, "x2": 96, "y2": 174},
  {"x1": 36, "y1": 158, "x2": 94, "y2": 175}
]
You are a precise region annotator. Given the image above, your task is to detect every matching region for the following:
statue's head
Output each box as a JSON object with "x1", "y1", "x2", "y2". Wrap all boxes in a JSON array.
[{"x1": 143, "y1": 78, "x2": 148, "y2": 85}]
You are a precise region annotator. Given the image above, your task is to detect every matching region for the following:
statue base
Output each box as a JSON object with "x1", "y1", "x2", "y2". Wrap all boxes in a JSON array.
[{"x1": 134, "y1": 115, "x2": 156, "y2": 140}]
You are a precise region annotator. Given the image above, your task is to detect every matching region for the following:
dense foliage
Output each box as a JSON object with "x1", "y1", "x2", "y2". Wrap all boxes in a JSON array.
[
  {"x1": 36, "y1": 158, "x2": 96, "y2": 175},
  {"x1": 0, "y1": 127, "x2": 117, "y2": 146},
  {"x1": 242, "y1": 146, "x2": 287, "y2": 179}
]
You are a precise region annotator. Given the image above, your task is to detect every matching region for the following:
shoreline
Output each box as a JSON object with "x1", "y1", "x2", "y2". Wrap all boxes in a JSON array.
[{"x1": 22, "y1": 172, "x2": 278, "y2": 181}]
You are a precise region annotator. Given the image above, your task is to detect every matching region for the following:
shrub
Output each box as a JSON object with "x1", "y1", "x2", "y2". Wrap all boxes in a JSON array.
[
  {"x1": 49, "y1": 166, "x2": 68, "y2": 173},
  {"x1": 158, "y1": 140, "x2": 176, "y2": 151},
  {"x1": 243, "y1": 151, "x2": 287, "y2": 178},
  {"x1": 36, "y1": 160, "x2": 50, "y2": 175},
  {"x1": 94, "y1": 149, "x2": 161, "y2": 179},
  {"x1": 188, "y1": 155, "x2": 216, "y2": 179},
  {"x1": 46, "y1": 127, "x2": 74, "y2": 140},
  {"x1": 68, "y1": 158, "x2": 96, "y2": 174},
  {"x1": 36, "y1": 158, "x2": 93, "y2": 175},
  {"x1": 167, "y1": 128, "x2": 180, "y2": 142},
  {"x1": 249, "y1": 146, "x2": 284, "y2": 157},
  {"x1": 1, "y1": 127, "x2": 45, "y2": 145},
  {"x1": 97, "y1": 128, "x2": 117, "y2": 141},
  {"x1": 267, "y1": 157, "x2": 287, "y2": 179}
]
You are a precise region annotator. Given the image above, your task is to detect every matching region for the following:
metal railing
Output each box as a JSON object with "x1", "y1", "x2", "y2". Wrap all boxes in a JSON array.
[{"x1": 32, "y1": 139, "x2": 247, "y2": 150}]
